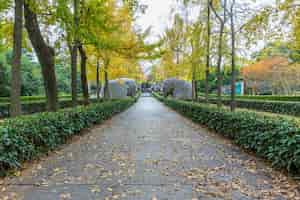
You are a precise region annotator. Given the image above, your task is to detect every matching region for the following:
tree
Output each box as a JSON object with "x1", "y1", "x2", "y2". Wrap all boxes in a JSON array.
[
  {"x1": 241, "y1": 56, "x2": 297, "y2": 95},
  {"x1": 96, "y1": 58, "x2": 100, "y2": 99},
  {"x1": 188, "y1": 21, "x2": 205, "y2": 99},
  {"x1": 10, "y1": 0, "x2": 23, "y2": 117},
  {"x1": 210, "y1": 0, "x2": 227, "y2": 108},
  {"x1": 151, "y1": 0, "x2": 208, "y2": 91},
  {"x1": 82, "y1": 0, "x2": 159, "y2": 99},
  {"x1": 78, "y1": 43, "x2": 89, "y2": 104},
  {"x1": 23, "y1": 1, "x2": 58, "y2": 111},
  {"x1": 71, "y1": 0, "x2": 79, "y2": 106},
  {"x1": 205, "y1": 0, "x2": 211, "y2": 102},
  {"x1": 157, "y1": 14, "x2": 189, "y2": 81},
  {"x1": 229, "y1": 0, "x2": 236, "y2": 111}
]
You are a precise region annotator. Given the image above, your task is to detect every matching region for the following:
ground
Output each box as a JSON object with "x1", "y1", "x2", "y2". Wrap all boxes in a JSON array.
[{"x1": 1, "y1": 96, "x2": 300, "y2": 200}]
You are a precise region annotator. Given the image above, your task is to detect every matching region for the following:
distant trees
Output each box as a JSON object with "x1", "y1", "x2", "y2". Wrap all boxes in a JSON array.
[
  {"x1": 0, "y1": 0, "x2": 152, "y2": 117},
  {"x1": 242, "y1": 56, "x2": 300, "y2": 95},
  {"x1": 151, "y1": 0, "x2": 299, "y2": 111},
  {"x1": 1, "y1": 0, "x2": 299, "y2": 117},
  {"x1": 0, "y1": 50, "x2": 75, "y2": 97}
]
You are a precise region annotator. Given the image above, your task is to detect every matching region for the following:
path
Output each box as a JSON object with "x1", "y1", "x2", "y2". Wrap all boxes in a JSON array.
[{"x1": 1, "y1": 97, "x2": 299, "y2": 200}]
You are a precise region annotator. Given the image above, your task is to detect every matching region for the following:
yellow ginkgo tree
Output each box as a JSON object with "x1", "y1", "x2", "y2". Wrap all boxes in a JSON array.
[{"x1": 82, "y1": 0, "x2": 160, "y2": 99}]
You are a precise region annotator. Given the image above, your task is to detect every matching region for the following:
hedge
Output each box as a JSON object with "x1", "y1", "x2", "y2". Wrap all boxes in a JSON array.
[
  {"x1": 154, "y1": 93, "x2": 300, "y2": 173},
  {"x1": 233, "y1": 95, "x2": 300, "y2": 102},
  {"x1": 0, "y1": 99, "x2": 98, "y2": 118},
  {"x1": 198, "y1": 98, "x2": 300, "y2": 117},
  {"x1": 0, "y1": 97, "x2": 137, "y2": 176},
  {"x1": 0, "y1": 95, "x2": 73, "y2": 103},
  {"x1": 199, "y1": 93, "x2": 300, "y2": 102}
]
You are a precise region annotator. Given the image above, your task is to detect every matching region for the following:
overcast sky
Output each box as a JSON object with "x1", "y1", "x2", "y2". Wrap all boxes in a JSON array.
[
  {"x1": 135, "y1": 0, "x2": 278, "y2": 39},
  {"x1": 135, "y1": 0, "x2": 175, "y2": 41}
]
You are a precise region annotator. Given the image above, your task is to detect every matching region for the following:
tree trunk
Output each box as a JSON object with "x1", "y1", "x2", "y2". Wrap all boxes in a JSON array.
[
  {"x1": 103, "y1": 58, "x2": 110, "y2": 99},
  {"x1": 71, "y1": 46, "x2": 78, "y2": 106},
  {"x1": 192, "y1": 59, "x2": 197, "y2": 100},
  {"x1": 192, "y1": 80, "x2": 197, "y2": 100},
  {"x1": 216, "y1": 22, "x2": 225, "y2": 108},
  {"x1": 71, "y1": 0, "x2": 79, "y2": 106},
  {"x1": 78, "y1": 44, "x2": 89, "y2": 105},
  {"x1": 191, "y1": 40, "x2": 197, "y2": 100},
  {"x1": 96, "y1": 59, "x2": 100, "y2": 99},
  {"x1": 104, "y1": 70, "x2": 109, "y2": 99},
  {"x1": 205, "y1": 0, "x2": 211, "y2": 103},
  {"x1": 210, "y1": 0, "x2": 226, "y2": 108},
  {"x1": 10, "y1": 0, "x2": 23, "y2": 117},
  {"x1": 24, "y1": 2, "x2": 58, "y2": 111},
  {"x1": 230, "y1": 1, "x2": 236, "y2": 112}
]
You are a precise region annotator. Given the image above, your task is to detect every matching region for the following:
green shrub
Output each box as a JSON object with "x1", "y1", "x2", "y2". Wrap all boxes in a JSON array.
[
  {"x1": 0, "y1": 98, "x2": 136, "y2": 175},
  {"x1": 234, "y1": 95, "x2": 300, "y2": 102},
  {"x1": 199, "y1": 98, "x2": 300, "y2": 117},
  {"x1": 0, "y1": 99, "x2": 99, "y2": 118},
  {"x1": 153, "y1": 93, "x2": 300, "y2": 173},
  {"x1": 0, "y1": 95, "x2": 73, "y2": 103},
  {"x1": 199, "y1": 93, "x2": 300, "y2": 102}
]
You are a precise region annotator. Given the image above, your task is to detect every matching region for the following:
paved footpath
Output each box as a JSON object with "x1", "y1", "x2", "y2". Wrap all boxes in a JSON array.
[{"x1": 1, "y1": 97, "x2": 300, "y2": 200}]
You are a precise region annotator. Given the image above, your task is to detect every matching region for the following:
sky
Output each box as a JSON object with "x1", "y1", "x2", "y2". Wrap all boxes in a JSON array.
[
  {"x1": 135, "y1": 0, "x2": 276, "y2": 40},
  {"x1": 135, "y1": 0, "x2": 176, "y2": 41}
]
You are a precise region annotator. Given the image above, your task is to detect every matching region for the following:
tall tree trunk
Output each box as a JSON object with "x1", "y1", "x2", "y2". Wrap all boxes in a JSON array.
[
  {"x1": 96, "y1": 59, "x2": 100, "y2": 99},
  {"x1": 78, "y1": 44, "x2": 89, "y2": 105},
  {"x1": 10, "y1": 0, "x2": 23, "y2": 117},
  {"x1": 71, "y1": 47, "x2": 78, "y2": 106},
  {"x1": 210, "y1": 0, "x2": 227, "y2": 108},
  {"x1": 71, "y1": 0, "x2": 79, "y2": 106},
  {"x1": 192, "y1": 79, "x2": 197, "y2": 100},
  {"x1": 205, "y1": 0, "x2": 211, "y2": 103},
  {"x1": 192, "y1": 65, "x2": 197, "y2": 100},
  {"x1": 230, "y1": 1, "x2": 236, "y2": 112},
  {"x1": 24, "y1": 2, "x2": 58, "y2": 111},
  {"x1": 216, "y1": 23, "x2": 225, "y2": 108},
  {"x1": 103, "y1": 58, "x2": 110, "y2": 99},
  {"x1": 191, "y1": 41, "x2": 197, "y2": 100}
]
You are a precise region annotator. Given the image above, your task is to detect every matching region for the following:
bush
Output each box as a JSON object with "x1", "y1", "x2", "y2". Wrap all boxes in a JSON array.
[
  {"x1": 154, "y1": 93, "x2": 300, "y2": 173},
  {"x1": 0, "y1": 95, "x2": 73, "y2": 103},
  {"x1": 234, "y1": 95, "x2": 300, "y2": 102},
  {"x1": 199, "y1": 98, "x2": 300, "y2": 117},
  {"x1": 0, "y1": 98, "x2": 98, "y2": 118},
  {"x1": 199, "y1": 93, "x2": 300, "y2": 102},
  {"x1": 0, "y1": 98, "x2": 136, "y2": 175}
]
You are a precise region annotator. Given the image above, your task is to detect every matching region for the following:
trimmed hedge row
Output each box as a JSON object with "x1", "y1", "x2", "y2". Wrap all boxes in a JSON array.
[
  {"x1": 0, "y1": 99, "x2": 98, "y2": 118},
  {"x1": 0, "y1": 97, "x2": 137, "y2": 175},
  {"x1": 0, "y1": 95, "x2": 73, "y2": 103},
  {"x1": 199, "y1": 93, "x2": 300, "y2": 102},
  {"x1": 233, "y1": 95, "x2": 300, "y2": 102},
  {"x1": 154, "y1": 93, "x2": 300, "y2": 173},
  {"x1": 198, "y1": 98, "x2": 300, "y2": 117}
]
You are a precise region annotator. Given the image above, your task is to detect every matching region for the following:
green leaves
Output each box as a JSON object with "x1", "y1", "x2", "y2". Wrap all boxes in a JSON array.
[{"x1": 0, "y1": 0, "x2": 11, "y2": 13}]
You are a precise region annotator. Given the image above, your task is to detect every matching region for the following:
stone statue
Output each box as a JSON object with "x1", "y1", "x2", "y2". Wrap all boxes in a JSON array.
[
  {"x1": 100, "y1": 78, "x2": 137, "y2": 99},
  {"x1": 119, "y1": 78, "x2": 137, "y2": 97},
  {"x1": 162, "y1": 78, "x2": 192, "y2": 99}
]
